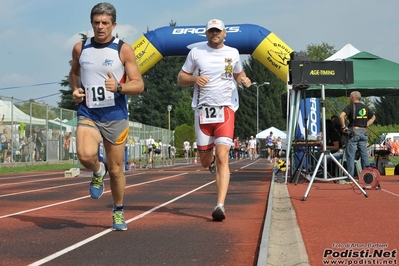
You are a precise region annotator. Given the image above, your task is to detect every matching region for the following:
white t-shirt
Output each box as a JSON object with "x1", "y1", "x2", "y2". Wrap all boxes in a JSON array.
[
  {"x1": 277, "y1": 141, "x2": 282, "y2": 150},
  {"x1": 146, "y1": 138, "x2": 155, "y2": 148},
  {"x1": 183, "y1": 141, "x2": 190, "y2": 151},
  {"x1": 69, "y1": 136, "x2": 76, "y2": 153},
  {"x1": 181, "y1": 43, "x2": 242, "y2": 111},
  {"x1": 249, "y1": 139, "x2": 256, "y2": 149},
  {"x1": 0, "y1": 133, "x2": 6, "y2": 144}
]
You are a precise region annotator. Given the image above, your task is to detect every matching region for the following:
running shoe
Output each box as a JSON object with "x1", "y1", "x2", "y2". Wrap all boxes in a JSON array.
[
  {"x1": 208, "y1": 156, "x2": 216, "y2": 174},
  {"x1": 89, "y1": 162, "x2": 106, "y2": 199},
  {"x1": 212, "y1": 205, "x2": 226, "y2": 221},
  {"x1": 112, "y1": 206, "x2": 127, "y2": 231}
]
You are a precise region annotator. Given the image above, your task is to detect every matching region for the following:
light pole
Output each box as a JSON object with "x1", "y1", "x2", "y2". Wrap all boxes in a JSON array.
[
  {"x1": 251, "y1": 82, "x2": 270, "y2": 134},
  {"x1": 167, "y1": 105, "x2": 173, "y2": 130}
]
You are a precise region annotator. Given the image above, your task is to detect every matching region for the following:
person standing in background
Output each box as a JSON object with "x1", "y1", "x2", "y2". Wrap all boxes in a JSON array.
[
  {"x1": 183, "y1": 139, "x2": 190, "y2": 160},
  {"x1": 234, "y1": 136, "x2": 240, "y2": 160},
  {"x1": 146, "y1": 135, "x2": 155, "y2": 163},
  {"x1": 193, "y1": 140, "x2": 198, "y2": 163},
  {"x1": 158, "y1": 139, "x2": 163, "y2": 158},
  {"x1": 276, "y1": 137, "x2": 282, "y2": 159},
  {"x1": 1, "y1": 128, "x2": 9, "y2": 163},
  {"x1": 248, "y1": 136, "x2": 256, "y2": 160},
  {"x1": 340, "y1": 91, "x2": 375, "y2": 184},
  {"x1": 63, "y1": 132, "x2": 72, "y2": 160},
  {"x1": 34, "y1": 126, "x2": 44, "y2": 162},
  {"x1": 266, "y1": 131, "x2": 276, "y2": 163}
]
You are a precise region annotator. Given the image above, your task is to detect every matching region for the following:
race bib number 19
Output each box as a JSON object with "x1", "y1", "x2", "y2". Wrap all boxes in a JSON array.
[
  {"x1": 199, "y1": 106, "x2": 225, "y2": 124},
  {"x1": 85, "y1": 85, "x2": 115, "y2": 108}
]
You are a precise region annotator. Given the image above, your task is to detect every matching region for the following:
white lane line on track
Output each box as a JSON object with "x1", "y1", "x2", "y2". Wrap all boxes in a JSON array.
[
  {"x1": 381, "y1": 188, "x2": 399, "y2": 197},
  {"x1": 28, "y1": 179, "x2": 215, "y2": 266},
  {"x1": 240, "y1": 159, "x2": 260, "y2": 169},
  {"x1": 0, "y1": 180, "x2": 89, "y2": 198},
  {"x1": 0, "y1": 172, "x2": 59, "y2": 181},
  {"x1": 0, "y1": 172, "x2": 144, "y2": 198},
  {"x1": 0, "y1": 173, "x2": 187, "y2": 219},
  {"x1": 0, "y1": 177, "x2": 69, "y2": 188},
  {"x1": 0, "y1": 170, "x2": 142, "y2": 188}
]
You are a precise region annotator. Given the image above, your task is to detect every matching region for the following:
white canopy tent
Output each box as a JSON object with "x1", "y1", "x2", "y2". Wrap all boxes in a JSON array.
[
  {"x1": 0, "y1": 99, "x2": 46, "y2": 125},
  {"x1": 325, "y1": 43, "x2": 361, "y2": 61},
  {"x1": 256, "y1": 126, "x2": 286, "y2": 139}
]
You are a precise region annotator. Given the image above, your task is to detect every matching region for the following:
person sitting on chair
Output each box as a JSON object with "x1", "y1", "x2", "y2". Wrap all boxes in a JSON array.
[
  {"x1": 315, "y1": 119, "x2": 345, "y2": 177},
  {"x1": 317, "y1": 119, "x2": 343, "y2": 161}
]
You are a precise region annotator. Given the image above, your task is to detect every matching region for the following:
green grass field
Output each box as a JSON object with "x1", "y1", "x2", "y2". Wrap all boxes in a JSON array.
[{"x1": 0, "y1": 162, "x2": 76, "y2": 175}]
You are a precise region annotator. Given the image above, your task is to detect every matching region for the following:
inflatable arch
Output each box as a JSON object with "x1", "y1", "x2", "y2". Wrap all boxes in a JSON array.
[
  {"x1": 131, "y1": 23, "x2": 293, "y2": 82},
  {"x1": 130, "y1": 24, "x2": 319, "y2": 183}
]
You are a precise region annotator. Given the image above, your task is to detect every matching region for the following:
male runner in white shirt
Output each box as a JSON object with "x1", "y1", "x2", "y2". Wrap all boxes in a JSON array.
[{"x1": 177, "y1": 19, "x2": 251, "y2": 221}]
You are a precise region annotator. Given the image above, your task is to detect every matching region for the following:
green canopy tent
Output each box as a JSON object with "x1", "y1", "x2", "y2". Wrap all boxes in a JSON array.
[
  {"x1": 284, "y1": 51, "x2": 399, "y2": 183},
  {"x1": 304, "y1": 51, "x2": 399, "y2": 97},
  {"x1": 65, "y1": 117, "x2": 77, "y2": 127}
]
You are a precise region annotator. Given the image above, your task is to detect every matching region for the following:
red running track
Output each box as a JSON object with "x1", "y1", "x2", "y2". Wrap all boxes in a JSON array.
[
  {"x1": 288, "y1": 173, "x2": 399, "y2": 266},
  {"x1": 0, "y1": 158, "x2": 272, "y2": 266}
]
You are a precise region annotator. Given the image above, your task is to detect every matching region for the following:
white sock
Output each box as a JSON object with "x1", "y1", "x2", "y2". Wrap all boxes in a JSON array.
[{"x1": 94, "y1": 162, "x2": 104, "y2": 177}]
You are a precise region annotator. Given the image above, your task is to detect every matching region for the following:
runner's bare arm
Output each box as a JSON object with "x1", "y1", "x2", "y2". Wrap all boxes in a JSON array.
[
  {"x1": 69, "y1": 42, "x2": 85, "y2": 103},
  {"x1": 118, "y1": 43, "x2": 144, "y2": 95},
  {"x1": 177, "y1": 70, "x2": 209, "y2": 87}
]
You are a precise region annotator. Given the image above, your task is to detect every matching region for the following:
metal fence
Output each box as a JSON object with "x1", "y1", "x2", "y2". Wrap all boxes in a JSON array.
[{"x1": 0, "y1": 96, "x2": 174, "y2": 164}]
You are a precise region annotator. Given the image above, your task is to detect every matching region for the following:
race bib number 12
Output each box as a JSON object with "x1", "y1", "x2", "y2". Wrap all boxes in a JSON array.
[
  {"x1": 85, "y1": 85, "x2": 115, "y2": 108},
  {"x1": 199, "y1": 106, "x2": 225, "y2": 124}
]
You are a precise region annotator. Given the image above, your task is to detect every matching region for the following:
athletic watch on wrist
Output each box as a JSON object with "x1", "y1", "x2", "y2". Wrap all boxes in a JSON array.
[{"x1": 117, "y1": 83, "x2": 122, "y2": 93}]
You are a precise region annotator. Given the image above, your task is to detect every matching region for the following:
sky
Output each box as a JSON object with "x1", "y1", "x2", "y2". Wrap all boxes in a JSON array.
[{"x1": 1, "y1": 0, "x2": 399, "y2": 107}]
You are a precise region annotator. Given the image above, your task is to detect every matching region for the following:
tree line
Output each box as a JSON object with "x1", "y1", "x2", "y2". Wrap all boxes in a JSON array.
[{"x1": 54, "y1": 34, "x2": 398, "y2": 146}]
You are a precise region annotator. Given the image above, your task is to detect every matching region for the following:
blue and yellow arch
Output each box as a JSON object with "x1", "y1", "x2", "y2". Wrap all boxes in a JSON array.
[{"x1": 131, "y1": 23, "x2": 293, "y2": 82}]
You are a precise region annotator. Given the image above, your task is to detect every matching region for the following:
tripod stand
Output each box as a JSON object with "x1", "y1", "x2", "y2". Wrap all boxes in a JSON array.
[
  {"x1": 290, "y1": 141, "x2": 331, "y2": 184},
  {"x1": 290, "y1": 89, "x2": 313, "y2": 184},
  {"x1": 302, "y1": 84, "x2": 369, "y2": 201}
]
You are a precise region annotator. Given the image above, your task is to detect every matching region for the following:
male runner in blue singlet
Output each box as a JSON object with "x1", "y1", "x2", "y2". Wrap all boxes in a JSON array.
[{"x1": 69, "y1": 2, "x2": 144, "y2": 230}]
